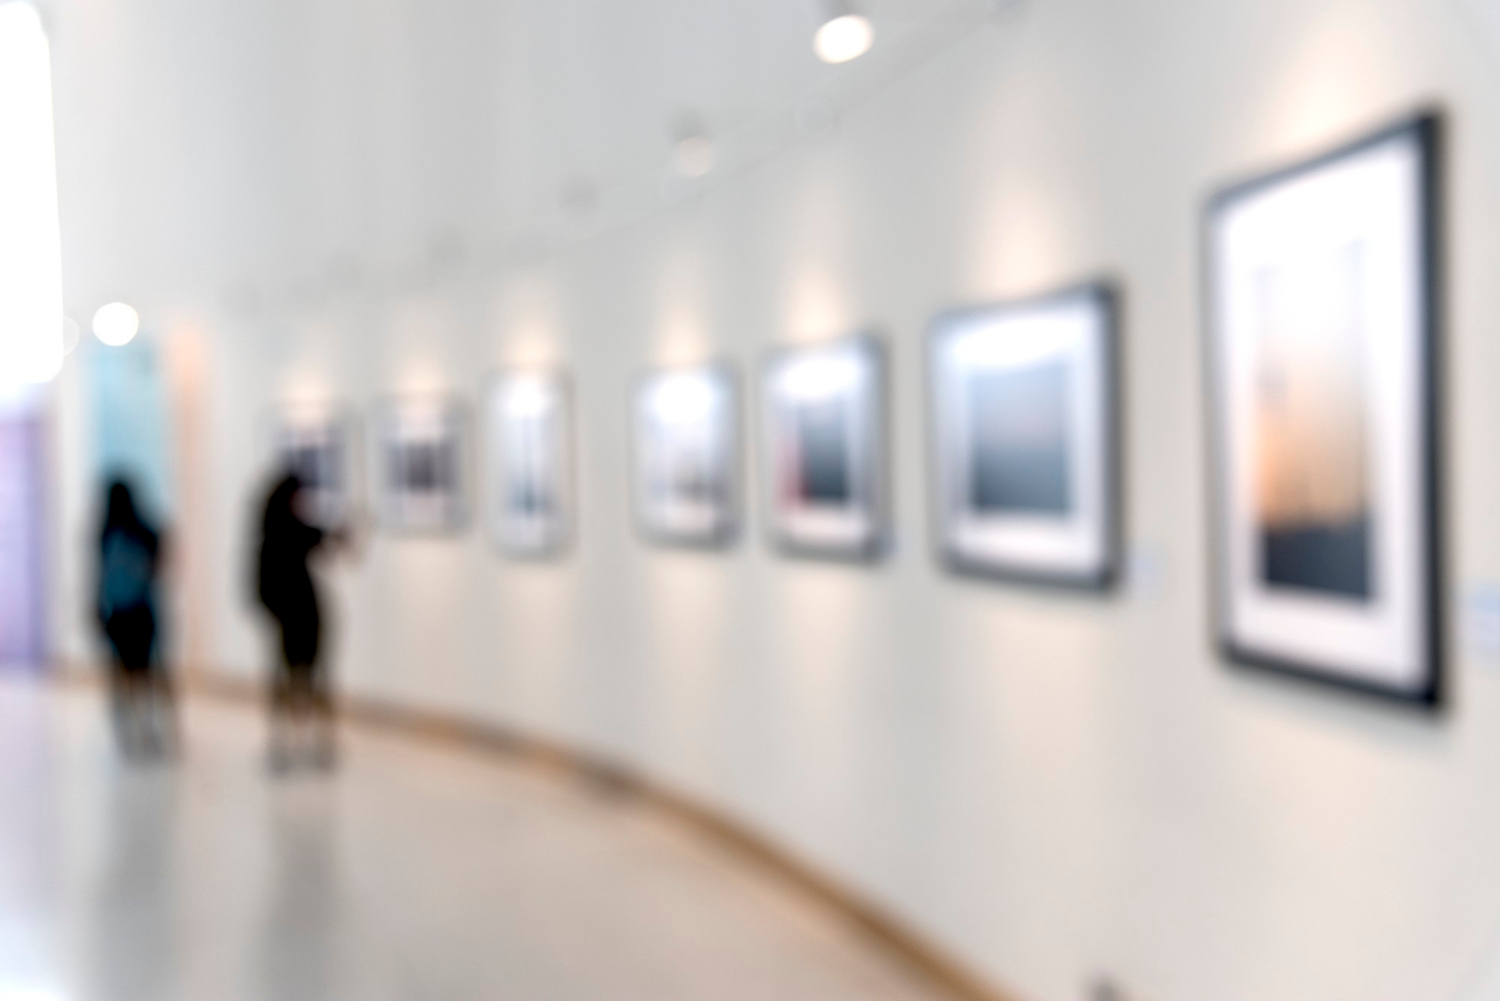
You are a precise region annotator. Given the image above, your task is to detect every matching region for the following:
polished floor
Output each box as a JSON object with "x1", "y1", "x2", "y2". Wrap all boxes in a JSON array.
[{"x1": 0, "y1": 674, "x2": 949, "y2": 1001}]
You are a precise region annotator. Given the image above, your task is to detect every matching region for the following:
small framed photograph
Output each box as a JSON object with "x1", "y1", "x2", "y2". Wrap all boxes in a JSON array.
[
  {"x1": 483, "y1": 370, "x2": 573, "y2": 556},
  {"x1": 272, "y1": 406, "x2": 355, "y2": 530},
  {"x1": 633, "y1": 363, "x2": 739, "y2": 547},
  {"x1": 373, "y1": 396, "x2": 469, "y2": 534},
  {"x1": 927, "y1": 283, "x2": 1119, "y2": 588},
  {"x1": 1205, "y1": 111, "x2": 1441, "y2": 704},
  {"x1": 762, "y1": 334, "x2": 888, "y2": 560}
]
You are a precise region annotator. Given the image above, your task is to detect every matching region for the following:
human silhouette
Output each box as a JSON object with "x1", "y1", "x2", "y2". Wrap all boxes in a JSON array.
[
  {"x1": 96, "y1": 479, "x2": 174, "y2": 759},
  {"x1": 256, "y1": 473, "x2": 337, "y2": 771}
]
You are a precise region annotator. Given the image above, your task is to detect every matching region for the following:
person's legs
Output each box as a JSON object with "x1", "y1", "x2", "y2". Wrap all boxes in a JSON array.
[
  {"x1": 289, "y1": 609, "x2": 335, "y2": 767},
  {"x1": 270, "y1": 608, "x2": 322, "y2": 771},
  {"x1": 282, "y1": 614, "x2": 318, "y2": 717},
  {"x1": 105, "y1": 607, "x2": 155, "y2": 758},
  {"x1": 300, "y1": 662, "x2": 336, "y2": 768},
  {"x1": 124, "y1": 607, "x2": 177, "y2": 757},
  {"x1": 267, "y1": 614, "x2": 296, "y2": 771}
]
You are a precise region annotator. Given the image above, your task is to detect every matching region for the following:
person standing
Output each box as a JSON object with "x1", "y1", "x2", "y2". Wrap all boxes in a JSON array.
[
  {"x1": 256, "y1": 473, "x2": 337, "y2": 771},
  {"x1": 97, "y1": 480, "x2": 173, "y2": 758}
]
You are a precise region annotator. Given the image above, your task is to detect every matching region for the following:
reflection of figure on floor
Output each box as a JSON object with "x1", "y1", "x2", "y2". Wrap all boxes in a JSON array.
[
  {"x1": 96, "y1": 479, "x2": 176, "y2": 760},
  {"x1": 257, "y1": 473, "x2": 340, "y2": 772}
]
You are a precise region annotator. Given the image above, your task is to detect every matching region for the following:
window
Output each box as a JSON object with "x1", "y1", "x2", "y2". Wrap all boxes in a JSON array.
[{"x1": 0, "y1": 1, "x2": 63, "y2": 387}]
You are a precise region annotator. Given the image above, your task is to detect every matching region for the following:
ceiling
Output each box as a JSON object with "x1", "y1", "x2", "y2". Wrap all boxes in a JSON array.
[{"x1": 43, "y1": 0, "x2": 1012, "y2": 316}]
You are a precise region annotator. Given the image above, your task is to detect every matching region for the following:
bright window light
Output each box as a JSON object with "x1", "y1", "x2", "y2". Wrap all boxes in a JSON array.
[
  {"x1": 92, "y1": 302, "x2": 139, "y2": 347},
  {"x1": 0, "y1": 2, "x2": 64, "y2": 385},
  {"x1": 814, "y1": 12, "x2": 874, "y2": 64}
]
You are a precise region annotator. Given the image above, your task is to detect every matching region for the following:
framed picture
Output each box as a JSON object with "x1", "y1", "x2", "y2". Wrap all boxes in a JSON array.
[
  {"x1": 633, "y1": 363, "x2": 739, "y2": 547},
  {"x1": 484, "y1": 370, "x2": 573, "y2": 556},
  {"x1": 373, "y1": 396, "x2": 469, "y2": 534},
  {"x1": 762, "y1": 334, "x2": 888, "y2": 560},
  {"x1": 1204, "y1": 111, "x2": 1441, "y2": 705},
  {"x1": 272, "y1": 406, "x2": 354, "y2": 530},
  {"x1": 927, "y1": 282, "x2": 1119, "y2": 588}
]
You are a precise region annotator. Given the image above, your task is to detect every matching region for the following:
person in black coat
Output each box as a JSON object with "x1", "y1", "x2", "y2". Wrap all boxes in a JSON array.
[
  {"x1": 257, "y1": 473, "x2": 337, "y2": 770},
  {"x1": 97, "y1": 479, "x2": 174, "y2": 758}
]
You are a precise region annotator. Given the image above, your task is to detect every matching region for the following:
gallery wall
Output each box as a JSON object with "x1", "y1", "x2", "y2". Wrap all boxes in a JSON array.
[{"x1": 41, "y1": 0, "x2": 1500, "y2": 997}]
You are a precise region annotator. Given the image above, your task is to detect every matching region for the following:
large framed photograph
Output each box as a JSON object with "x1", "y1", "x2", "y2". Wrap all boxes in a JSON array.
[
  {"x1": 633, "y1": 363, "x2": 739, "y2": 547},
  {"x1": 762, "y1": 334, "x2": 887, "y2": 560},
  {"x1": 373, "y1": 396, "x2": 469, "y2": 534},
  {"x1": 1205, "y1": 111, "x2": 1441, "y2": 705},
  {"x1": 484, "y1": 370, "x2": 573, "y2": 556},
  {"x1": 927, "y1": 283, "x2": 1119, "y2": 588},
  {"x1": 271, "y1": 405, "x2": 355, "y2": 530}
]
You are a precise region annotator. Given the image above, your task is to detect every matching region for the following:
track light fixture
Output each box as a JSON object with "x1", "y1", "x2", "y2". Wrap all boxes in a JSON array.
[
  {"x1": 813, "y1": 0, "x2": 874, "y2": 64},
  {"x1": 671, "y1": 113, "x2": 715, "y2": 179},
  {"x1": 92, "y1": 302, "x2": 139, "y2": 346}
]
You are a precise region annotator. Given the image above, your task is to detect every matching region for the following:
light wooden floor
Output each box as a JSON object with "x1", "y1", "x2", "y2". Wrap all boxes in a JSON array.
[{"x1": 0, "y1": 675, "x2": 950, "y2": 1001}]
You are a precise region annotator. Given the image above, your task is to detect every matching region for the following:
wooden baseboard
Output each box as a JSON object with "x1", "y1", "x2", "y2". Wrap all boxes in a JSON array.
[{"x1": 69, "y1": 662, "x2": 1020, "y2": 1001}]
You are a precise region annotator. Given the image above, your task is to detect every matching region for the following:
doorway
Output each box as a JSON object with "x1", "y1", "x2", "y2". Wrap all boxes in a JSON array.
[{"x1": 0, "y1": 415, "x2": 46, "y2": 667}]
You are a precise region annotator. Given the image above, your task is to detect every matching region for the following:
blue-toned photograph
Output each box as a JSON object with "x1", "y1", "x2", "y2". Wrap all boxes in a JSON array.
[
  {"x1": 967, "y1": 360, "x2": 1073, "y2": 516},
  {"x1": 763, "y1": 335, "x2": 886, "y2": 559},
  {"x1": 794, "y1": 397, "x2": 852, "y2": 504},
  {"x1": 505, "y1": 409, "x2": 557, "y2": 518},
  {"x1": 486, "y1": 372, "x2": 572, "y2": 556},
  {"x1": 928, "y1": 283, "x2": 1116, "y2": 589},
  {"x1": 1253, "y1": 244, "x2": 1372, "y2": 600},
  {"x1": 634, "y1": 365, "x2": 738, "y2": 546}
]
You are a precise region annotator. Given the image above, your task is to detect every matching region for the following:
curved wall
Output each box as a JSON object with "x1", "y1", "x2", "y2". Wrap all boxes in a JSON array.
[{"x1": 45, "y1": 0, "x2": 1500, "y2": 998}]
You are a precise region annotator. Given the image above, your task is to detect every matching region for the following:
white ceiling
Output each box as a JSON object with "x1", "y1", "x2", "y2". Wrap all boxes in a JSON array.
[{"x1": 43, "y1": 0, "x2": 1012, "y2": 317}]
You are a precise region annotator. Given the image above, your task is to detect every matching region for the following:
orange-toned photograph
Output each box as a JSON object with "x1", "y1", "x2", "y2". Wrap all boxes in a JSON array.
[{"x1": 1253, "y1": 243, "x2": 1372, "y2": 600}]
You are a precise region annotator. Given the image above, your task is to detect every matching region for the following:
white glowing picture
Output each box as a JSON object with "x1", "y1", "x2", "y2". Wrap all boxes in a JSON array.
[
  {"x1": 633, "y1": 364, "x2": 738, "y2": 546},
  {"x1": 374, "y1": 396, "x2": 468, "y2": 533},
  {"x1": 485, "y1": 371, "x2": 572, "y2": 556},
  {"x1": 928, "y1": 284, "x2": 1118, "y2": 588},
  {"x1": 273, "y1": 406, "x2": 353, "y2": 530},
  {"x1": 1206, "y1": 112, "x2": 1440, "y2": 704},
  {"x1": 762, "y1": 335, "x2": 887, "y2": 560}
]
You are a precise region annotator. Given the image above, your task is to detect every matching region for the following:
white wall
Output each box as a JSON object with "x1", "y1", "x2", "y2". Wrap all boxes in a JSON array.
[{"x1": 42, "y1": 0, "x2": 1500, "y2": 997}]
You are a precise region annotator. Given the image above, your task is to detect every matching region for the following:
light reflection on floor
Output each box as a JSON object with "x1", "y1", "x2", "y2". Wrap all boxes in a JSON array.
[{"x1": 0, "y1": 675, "x2": 946, "y2": 1001}]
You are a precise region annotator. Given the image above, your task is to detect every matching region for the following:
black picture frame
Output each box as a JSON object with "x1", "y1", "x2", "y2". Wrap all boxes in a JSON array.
[
  {"x1": 926, "y1": 281, "x2": 1122, "y2": 591},
  {"x1": 372, "y1": 394, "x2": 471, "y2": 536},
  {"x1": 482, "y1": 369, "x2": 575, "y2": 559},
  {"x1": 1202, "y1": 109, "x2": 1443, "y2": 707},
  {"x1": 631, "y1": 360, "x2": 741, "y2": 550},
  {"x1": 262, "y1": 402, "x2": 359, "y2": 532},
  {"x1": 760, "y1": 332, "x2": 890, "y2": 562}
]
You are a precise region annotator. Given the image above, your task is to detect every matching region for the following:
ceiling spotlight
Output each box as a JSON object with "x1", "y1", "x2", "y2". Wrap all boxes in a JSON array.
[
  {"x1": 813, "y1": 0, "x2": 873, "y2": 64},
  {"x1": 671, "y1": 114, "x2": 715, "y2": 178},
  {"x1": 92, "y1": 301, "x2": 139, "y2": 346},
  {"x1": 560, "y1": 177, "x2": 599, "y2": 217}
]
